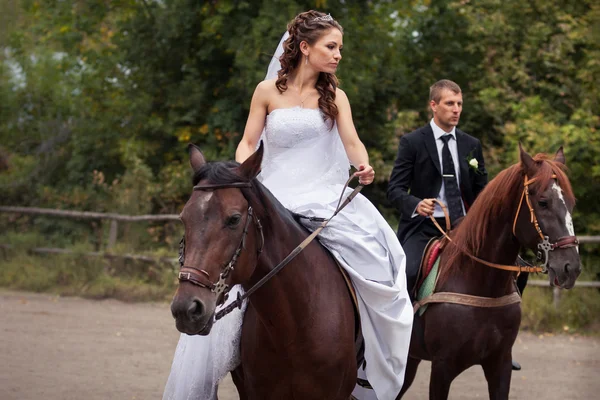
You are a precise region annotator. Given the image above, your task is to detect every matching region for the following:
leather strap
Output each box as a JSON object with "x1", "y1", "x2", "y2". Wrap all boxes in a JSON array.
[
  {"x1": 214, "y1": 175, "x2": 364, "y2": 320},
  {"x1": 178, "y1": 267, "x2": 214, "y2": 289},
  {"x1": 413, "y1": 291, "x2": 521, "y2": 314},
  {"x1": 193, "y1": 182, "x2": 252, "y2": 191},
  {"x1": 552, "y1": 236, "x2": 579, "y2": 249}
]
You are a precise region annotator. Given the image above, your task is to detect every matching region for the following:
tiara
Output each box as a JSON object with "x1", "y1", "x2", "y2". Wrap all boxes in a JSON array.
[{"x1": 313, "y1": 13, "x2": 334, "y2": 22}]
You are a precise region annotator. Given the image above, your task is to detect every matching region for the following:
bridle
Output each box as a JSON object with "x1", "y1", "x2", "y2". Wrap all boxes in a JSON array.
[
  {"x1": 177, "y1": 176, "x2": 362, "y2": 321},
  {"x1": 178, "y1": 182, "x2": 264, "y2": 302},
  {"x1": 512, "y1": 174, "x2": 578, "y2": 272},
  {"x1": 432, "y1": 173, "x2": 578, "y2": 273}
]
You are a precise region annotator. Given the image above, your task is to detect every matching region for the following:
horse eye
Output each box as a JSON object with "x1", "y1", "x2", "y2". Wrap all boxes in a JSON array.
[
  {"x1": 227, "y1": 214, "x2": 242, "y2": 228},
  {"x1": 538, "y1": 200, "x2": 548, "y2": 209}
]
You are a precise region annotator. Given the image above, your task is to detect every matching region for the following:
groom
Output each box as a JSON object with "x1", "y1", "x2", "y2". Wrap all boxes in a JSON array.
[
  {"x1": 387, "y1": 79, "x2": 487, "y2": 297},
  {"x1": 387, "y1": 79, "x2": 528, "y2": 371}
]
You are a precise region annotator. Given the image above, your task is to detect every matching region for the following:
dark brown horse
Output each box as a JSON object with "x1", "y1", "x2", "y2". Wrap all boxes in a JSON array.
[
  {"x1": 400, "y1": 145, "x2": 581, "y2": 400},
  {"x1": 170, "y1": 144, "x2": 358, "y2": 399}
]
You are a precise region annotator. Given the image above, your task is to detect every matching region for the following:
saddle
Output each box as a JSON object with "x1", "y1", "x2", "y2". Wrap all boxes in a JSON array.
[
  {"x1": 334, "y1": 260, "x2": 365, "y2": 371},
  {"x1": 410, "y1": 236, "x2": 448, "y2": 299}
]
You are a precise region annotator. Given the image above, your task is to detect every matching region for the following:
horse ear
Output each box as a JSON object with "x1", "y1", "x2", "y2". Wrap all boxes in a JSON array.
[
  {"x1": 188, "y1": 143, "x2": 206, "y2": 172},
  {"x1": 238, "y1": 141, "x2": 264, "y2": 180},
  {"x1": 519, "y1": 143, "x2": 536, "y2": 175},
  {"x1": 554, "y1": 146, "x2": 566, "y2": 166}
]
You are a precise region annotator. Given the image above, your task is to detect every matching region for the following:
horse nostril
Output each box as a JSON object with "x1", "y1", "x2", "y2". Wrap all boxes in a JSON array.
[
  {"x1": 564, "y1": 263, "x2": 570, "y2": 274},
  {"x1": 187, "y1": 299, "x2": 205, "y2": 321}
]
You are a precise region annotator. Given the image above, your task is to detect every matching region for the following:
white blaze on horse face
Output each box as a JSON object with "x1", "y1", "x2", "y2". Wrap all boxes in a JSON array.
[
  {"x1": 183, "y1": 191, "x2": 214, "y2": 218},
  {"x1": 196, "y1": 191, "x2": 214, "y2": 213},
  {"x1": 552, "y1": 182, "x2": 578, "y2": 252}
]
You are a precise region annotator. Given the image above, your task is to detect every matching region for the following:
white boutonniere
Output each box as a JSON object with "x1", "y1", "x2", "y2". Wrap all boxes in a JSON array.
[{"x1": 466, "y1": 153, "x2": 483, "y2": 174}]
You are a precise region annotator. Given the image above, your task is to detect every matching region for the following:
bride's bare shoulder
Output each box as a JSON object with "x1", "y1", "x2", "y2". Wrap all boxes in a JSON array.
[
  {"x1": 255, "y1": 78, "x2": 279, "y2": 93},
  {"x1": 335, "y1": 87, "x2": 351, "y2": 108},
  {"x1": 251, "y1": 79, "x2": 280, "y2": 107}
]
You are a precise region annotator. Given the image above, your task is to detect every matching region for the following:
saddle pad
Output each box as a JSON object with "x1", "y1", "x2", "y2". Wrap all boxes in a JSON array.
[
  {"x1": 416, "y1": 256, "x2": 440, "y2": 316},
  {"x1": 422, "y1": 240, "x2": 441, "y2": 284},
  {"x1": 336, "y1": 260, "x2": 361, "y2": 337}
]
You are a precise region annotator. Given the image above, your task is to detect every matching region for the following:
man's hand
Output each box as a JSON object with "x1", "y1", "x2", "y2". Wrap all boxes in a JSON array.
[
  {"x1": 354, "y1": 164, "x2": 375, "y2": 185},
  {"x1": 416, "y1": 198, "x2": 435, "y2": 217}
]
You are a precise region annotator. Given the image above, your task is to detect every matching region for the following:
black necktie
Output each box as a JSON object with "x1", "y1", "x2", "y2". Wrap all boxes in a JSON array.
[{"x1": 440, "y1": 134, "x2": 464, "y2": 225}]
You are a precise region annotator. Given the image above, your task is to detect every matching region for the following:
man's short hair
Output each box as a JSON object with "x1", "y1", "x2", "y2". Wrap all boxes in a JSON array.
[{"x1": 429, "y1": 79, "x2": 462, "y2": 103}]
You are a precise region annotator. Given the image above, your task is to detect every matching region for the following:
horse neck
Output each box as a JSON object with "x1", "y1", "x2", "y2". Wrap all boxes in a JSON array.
[
  {"x1": 444, "y1": 199, "x2": 521, "y2": 297},
  {"x1": 244, "y1": 209, "x2": 337, "y2": 336}
]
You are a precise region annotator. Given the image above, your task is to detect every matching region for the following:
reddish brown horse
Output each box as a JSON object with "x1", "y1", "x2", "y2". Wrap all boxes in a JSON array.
[
  {"x1": 170, "y1": 144, "x2": 358, "y2": 399},
  {"x1": 400, "y1": 145, "x2": 581, "y2": 400}
]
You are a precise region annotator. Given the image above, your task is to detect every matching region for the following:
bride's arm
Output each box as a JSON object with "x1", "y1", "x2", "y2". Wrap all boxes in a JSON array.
[
  {"x1": 335, "y1": 88, "x2": 375, "y2": 185},
  {"x1": 235, "y1": 81, "x2": 270, "y2": 163}
]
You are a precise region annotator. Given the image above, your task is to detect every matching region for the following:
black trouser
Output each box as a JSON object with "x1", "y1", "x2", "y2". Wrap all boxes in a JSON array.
[
  {"x1": 402, "y1": 218, "x2": 447, "y2": 298},
  {"x1": 516, "y1": 272, "x2": 529, "y2": 295},
  {"x1": 515, "y1": 256, "x2": 530, "y2": 295}
]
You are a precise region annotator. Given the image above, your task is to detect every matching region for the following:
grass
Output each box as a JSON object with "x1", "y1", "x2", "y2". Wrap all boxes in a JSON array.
[
  {"x1": 1, "y1": 230, "x2": 599, "y2": 333},
  {"x1": 0, "y1": 247, "x2": 177, "y2": 303},
  {"x1": 521, "y1": 286, "x2": 600, "y2": 335},
  {"x1": 2, "y1": 249, "x2": 599, "y2": 334}
]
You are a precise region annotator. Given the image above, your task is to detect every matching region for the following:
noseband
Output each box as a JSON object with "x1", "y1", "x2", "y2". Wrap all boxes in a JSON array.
[
  {"x1": 512, "y1": 175, "x2": 579, "y2": 272},
  {"x1": 178, "y1": 182, "x2": 264, "y2": 302}
]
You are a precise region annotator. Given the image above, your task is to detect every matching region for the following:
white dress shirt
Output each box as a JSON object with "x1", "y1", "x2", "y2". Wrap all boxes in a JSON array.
[{"x1": 412, "y1": 119, "x2": 466, "y2": 218}]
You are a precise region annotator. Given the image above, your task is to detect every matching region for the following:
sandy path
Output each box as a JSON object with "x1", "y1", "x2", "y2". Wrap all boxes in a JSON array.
[{"x1": 1, "y1": 290, "x2": 598, "y2": 399}]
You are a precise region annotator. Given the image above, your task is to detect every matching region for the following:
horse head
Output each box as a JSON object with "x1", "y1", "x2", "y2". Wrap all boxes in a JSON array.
[
  {"x1": 170, "y1": 143, "x2": 265, "y2": 335},
  {"x1": 513, "y1": 145, "x2": 581, "y2": 289}
]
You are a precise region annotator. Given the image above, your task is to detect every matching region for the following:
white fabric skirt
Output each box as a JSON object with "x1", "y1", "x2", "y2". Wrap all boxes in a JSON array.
[{"x1": 289, "y1": 185, "x2": 414, "y2": 400}]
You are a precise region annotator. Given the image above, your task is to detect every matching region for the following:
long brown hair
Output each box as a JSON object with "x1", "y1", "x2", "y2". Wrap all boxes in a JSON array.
[
  {"x1": 437, "y1": 154, "x2": 575, "y2": 286},
  {"x1": 276, "y1": 10, "x2": 343, "y2": 127}
]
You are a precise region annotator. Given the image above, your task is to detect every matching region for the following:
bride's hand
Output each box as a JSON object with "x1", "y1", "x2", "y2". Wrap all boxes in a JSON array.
[{"x1": 354, "y1": 164, "x2": 375, "y2": 185}]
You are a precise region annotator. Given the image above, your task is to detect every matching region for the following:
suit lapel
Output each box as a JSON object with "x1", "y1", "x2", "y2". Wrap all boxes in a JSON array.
[
  {"x1": 422, "y1": 125, "x2": 441, "y2": 175},
  {"x1": 456, "y1": 129, "x2": 470, "y2": 190}
]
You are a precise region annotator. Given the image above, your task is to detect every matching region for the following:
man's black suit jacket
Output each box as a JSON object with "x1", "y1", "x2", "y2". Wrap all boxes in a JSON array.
[{"x1": 387, "y1": 124, "x2": 488, "y2": 243}]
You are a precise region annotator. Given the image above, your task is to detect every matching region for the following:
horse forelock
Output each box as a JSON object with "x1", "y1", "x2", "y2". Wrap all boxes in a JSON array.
[
  {"x1": 192, "y1": 161, "x2": 242, "y2": 186},
  {"x1": 190, "y1": 161, "x2": 294, "y2": 228},
  {"x1": 529, "y1": 154, "x2": 575, "y2": 210},
  {"x1": 437, "y1": 152, "x2": 574, "y2": 286}
]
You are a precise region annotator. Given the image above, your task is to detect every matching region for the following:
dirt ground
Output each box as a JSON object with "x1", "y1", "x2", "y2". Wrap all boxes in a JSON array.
[{"x1": 1, "y1": 290, "x2": 598, "y2": 400}]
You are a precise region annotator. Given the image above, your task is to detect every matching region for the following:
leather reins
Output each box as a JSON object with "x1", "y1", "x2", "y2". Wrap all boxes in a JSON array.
[
  {"x1": 429, "y1": 174, "x2": 578, "y2": 274},
  {"x1": 178, "y1": 176, "x2": 363, "y2": 322}
]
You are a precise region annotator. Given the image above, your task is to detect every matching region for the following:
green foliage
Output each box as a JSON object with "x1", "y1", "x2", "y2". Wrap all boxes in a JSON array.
[
  {"x1": 0, "y1": 0, "x2": 599, "y2": 327},
  {"x1": 4, "y1": 0, "x2": 596, "y2": 228}
]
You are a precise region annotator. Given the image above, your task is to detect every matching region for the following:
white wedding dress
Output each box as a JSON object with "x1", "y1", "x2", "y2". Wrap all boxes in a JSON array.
[{"x1": 163, "y1": 107, "x2": 413, "y2": 400}]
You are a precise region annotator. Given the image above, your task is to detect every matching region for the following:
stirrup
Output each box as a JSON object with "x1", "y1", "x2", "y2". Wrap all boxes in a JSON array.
[{"x1": 356, "y1": 377, "x2": 373, "y2": 389}]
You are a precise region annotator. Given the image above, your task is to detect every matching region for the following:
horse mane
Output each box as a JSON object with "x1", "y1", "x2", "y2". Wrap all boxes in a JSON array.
[
  {"x1": 192, "y1": 161, "x2": 299, "y2": 230},
  {"x1": 437, "y1": 153, "x2": 575, "y2": 286}
]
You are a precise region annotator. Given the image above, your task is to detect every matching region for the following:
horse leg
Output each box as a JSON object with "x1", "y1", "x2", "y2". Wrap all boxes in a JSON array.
[
  {"x1": 429, "y1": 359, "x2": 466, "y2": 400},
  {"x1": 396, "y1": 356, "x2": 422, "y2": 399},
  {"x1": 231, "y1": 366, "x2": 248, "y2": 400},
  {"x1": 481, "y1": 351, "x2": 512, "y2": 400}
]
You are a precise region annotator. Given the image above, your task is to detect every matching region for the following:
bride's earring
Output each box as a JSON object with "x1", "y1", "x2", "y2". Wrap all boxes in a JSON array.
[{"x1": 305, "y1": 55, "x2": 308, "y2": 65}]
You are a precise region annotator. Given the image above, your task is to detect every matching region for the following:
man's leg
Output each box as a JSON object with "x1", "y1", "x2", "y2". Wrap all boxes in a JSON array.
[
  {"x1": 516, "y1": 272, "x2": 529, "y2": 295},
  {"x1": 402, "y1": 229, "x2": 434, "y2": 300},
  {"x1": 511, "y1": 271, "x2": 529, "y2": 371}
]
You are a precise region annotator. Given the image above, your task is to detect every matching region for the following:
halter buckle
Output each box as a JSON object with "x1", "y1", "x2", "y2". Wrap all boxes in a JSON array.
[{"x1": 178, "y1": 271, "x2": 191, "y2": 280}]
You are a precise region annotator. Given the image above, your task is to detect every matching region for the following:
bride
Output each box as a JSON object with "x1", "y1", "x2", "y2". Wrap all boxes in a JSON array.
[{"x1": 163, "y1": 10, "x2": 413, "y2": 400}]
